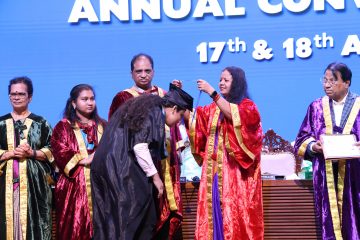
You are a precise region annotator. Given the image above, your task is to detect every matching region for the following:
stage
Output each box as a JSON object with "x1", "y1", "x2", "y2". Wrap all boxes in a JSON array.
[{"x1": 176, "y1": 180, "x2": 321, "y2": 240}]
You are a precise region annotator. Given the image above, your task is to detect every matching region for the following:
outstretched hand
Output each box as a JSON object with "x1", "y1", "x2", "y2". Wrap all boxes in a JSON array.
[
  {"x1": 197, "y1": 79, "x2": 215, "y2": 95},
  {"x1": 172, "y1": 79, "x2": 183, "y2": 89}
]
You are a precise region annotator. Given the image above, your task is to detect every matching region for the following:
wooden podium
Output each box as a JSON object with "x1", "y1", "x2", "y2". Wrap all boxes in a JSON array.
[{"x1": 177, "y1": 180, "x2": 321, "y2": 239}]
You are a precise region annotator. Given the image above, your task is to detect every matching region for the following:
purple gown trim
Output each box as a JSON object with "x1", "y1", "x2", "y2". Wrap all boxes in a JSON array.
[
  {"x1": 13, "y1": 129, "x2": 19, "y2": 190},
  {"x1": 212, "y1": 173, "x2": 224, "y2": 240}
]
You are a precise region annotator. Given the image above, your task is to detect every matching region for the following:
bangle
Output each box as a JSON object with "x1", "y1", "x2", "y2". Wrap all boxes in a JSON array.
[
  {"x1": 210, "y1": 90, "x2": 218, "y2": 99},
  {"x1": 213, "y1": 94, "x2": 221, "y2": 102},
  {"x1": 33, "y1": 149, "x2": 37, "y2": 160}
]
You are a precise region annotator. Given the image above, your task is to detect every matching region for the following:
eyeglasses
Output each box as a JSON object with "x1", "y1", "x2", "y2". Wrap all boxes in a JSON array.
[
  {"x1": 320, "y1": 76, "x2": 338, "y2": 86},
  {"x1": 133, "y1": 69, "x2": 153, "y2": 76},
  {"x1": 9, "y1": 92, "x2": 28, "y2": 99}
]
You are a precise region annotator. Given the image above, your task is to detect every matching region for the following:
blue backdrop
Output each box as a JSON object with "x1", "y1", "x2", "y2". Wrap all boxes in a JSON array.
[{"x1": 1, "y1": 0, "x2": 359, "y2": 141}]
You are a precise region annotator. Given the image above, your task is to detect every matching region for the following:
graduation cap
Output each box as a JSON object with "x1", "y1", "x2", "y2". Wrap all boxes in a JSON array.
[{"x1": 163, "y1": 83, "x2": 193, "y2": 111}]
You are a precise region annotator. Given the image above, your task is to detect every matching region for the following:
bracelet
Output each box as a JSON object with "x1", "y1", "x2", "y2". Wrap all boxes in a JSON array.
[
  {"x1": 33, "y1": 149, "x2": 37, "y2": 160},
  {"x1": 210, "y1": 90, "x2": 218, "y2": 99},
  {"x1": 213, "y1": 94, "x2": 221, "y2": 102}
]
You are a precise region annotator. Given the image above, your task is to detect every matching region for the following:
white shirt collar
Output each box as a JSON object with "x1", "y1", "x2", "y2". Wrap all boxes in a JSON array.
[
  {"x1": 333, "y1": 92, "x2": 348, "y2": 106},
  {"x1": 133, "y1": 85, "x2": 153, "y2": 93}
]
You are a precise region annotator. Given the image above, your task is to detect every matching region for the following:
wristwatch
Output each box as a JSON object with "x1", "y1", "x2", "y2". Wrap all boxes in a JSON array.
[{"x1": 210, "y1": 90, "x2": 218, "y2": 99}]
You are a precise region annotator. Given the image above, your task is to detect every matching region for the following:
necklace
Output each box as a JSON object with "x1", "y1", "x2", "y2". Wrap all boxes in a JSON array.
[{"x1": 78, "y1": 119, "x2": 91, "y2": 125}]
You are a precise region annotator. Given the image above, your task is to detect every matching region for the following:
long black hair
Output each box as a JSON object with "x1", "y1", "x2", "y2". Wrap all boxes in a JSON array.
[
  {"x1": 116, "y1": 95, "x2": 162, "y2": 131},
  {"x1": 63, "y1": 84, "x2": 104, "y2": 126},
  {"x1": 222, "y1": 66, "x2": 250, "y2": 103},
  {"x1": 111, "y1": 94, "x2": 184, "y2": 132}
]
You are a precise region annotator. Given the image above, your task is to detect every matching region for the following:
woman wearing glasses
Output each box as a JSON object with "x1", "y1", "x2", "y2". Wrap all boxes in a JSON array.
[
  {"x1": 0, "y1": 76, "x2": 54, "y2": 240},
  {"x1": 51, "y1": 84, "x2": 106, "y2": 240}
]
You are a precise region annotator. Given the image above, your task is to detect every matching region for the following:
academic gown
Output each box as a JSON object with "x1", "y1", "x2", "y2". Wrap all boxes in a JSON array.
[
  {"x1": 51, "y1": 119, "x2": 104, "y2": 240},
  {"x1": 108, "y1": 87, "x2": 184, "y2": 238},
  {"x1": 91, "y1": 104, "x2": 167, "y2": 240},
  {"x1": 294, "y1": 93, "x2": 360, "y2": 239},
  {"x1": 0, "y1": 113, "x2": 54, "y2": 240},
  {"x1": 189, "y1": 99, "x2": 264, "y2": 240}
]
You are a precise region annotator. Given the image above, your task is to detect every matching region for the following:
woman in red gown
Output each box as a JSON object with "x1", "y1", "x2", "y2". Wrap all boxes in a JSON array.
[
  {"x1": 190, "y1": 67, "x2": 264, "y2": 240},
  {"x1": 51, "y1": 84, "x2": 106, "y2": 240}
]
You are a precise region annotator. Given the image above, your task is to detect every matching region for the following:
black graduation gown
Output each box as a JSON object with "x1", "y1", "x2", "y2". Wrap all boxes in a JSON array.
[{"x1": 91, "y1": 105, "x2": 166, "y2": 240}]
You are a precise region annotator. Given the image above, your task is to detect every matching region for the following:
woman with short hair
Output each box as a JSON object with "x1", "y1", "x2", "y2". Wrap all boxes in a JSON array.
[{"x1": 0, "y1": 76, "x2": 54, "y2": 240}]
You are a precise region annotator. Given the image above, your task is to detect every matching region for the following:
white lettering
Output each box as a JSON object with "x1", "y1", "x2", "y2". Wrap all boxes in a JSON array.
[
  {"x1": 314, "y1": 0, "x2": 344, "y2": 11},
  {"x1": 341, "y1": 35, "x2": 360, "y2": 56},
  {"x1": 225, "y1": 0, "x2": 245, "y2": 16},
  {"x1": 193, "y1": 0, "x2": 224, "y2": 18},
  {"x1": 283, "y1": 0, "x2": 311, "y2": 13},
  {"x1": 100, "y1": 0, "x2": 129, "y2": 22},
  {"x1": 68, "y1": 0, "x2": 99, "y2": 23},
  {"x1": 354, "y1": 0, "x2": 360, "y2": 8},
  {"x1": 132, "y1": 0, "x2": 161, "y2": 21},
  {"x1": 257, "y1": 0, "x2": 282, "y2": 14},
  {"x1": 163, "y1": 0, "x2": 191, "y2": 19},
  {"x1": 68, "y1": 0, "x2": 360, "y2": 23}
]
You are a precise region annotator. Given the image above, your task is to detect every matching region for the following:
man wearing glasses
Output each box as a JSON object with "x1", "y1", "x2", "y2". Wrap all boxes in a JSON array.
[
  {"x1": 106, "y1": 53, "x2": 185, "y2": 239},
  {"x1": 294, "y1": 62, "x2": 360, "y2": 239}
]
